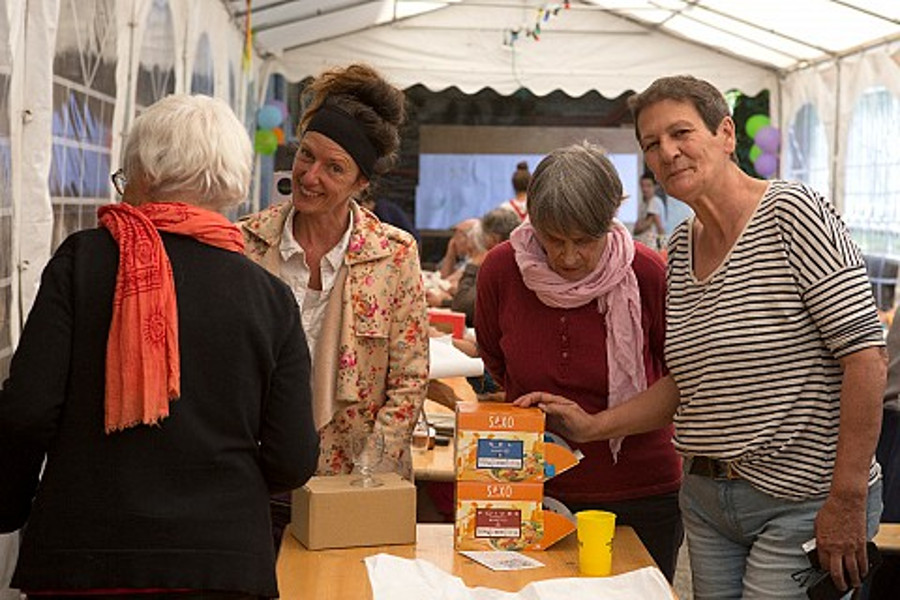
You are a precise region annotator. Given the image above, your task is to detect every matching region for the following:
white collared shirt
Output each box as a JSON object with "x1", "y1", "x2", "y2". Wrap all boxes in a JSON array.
[{"x1": 278, "y1": 206, "x2": 353, "y2": 359}]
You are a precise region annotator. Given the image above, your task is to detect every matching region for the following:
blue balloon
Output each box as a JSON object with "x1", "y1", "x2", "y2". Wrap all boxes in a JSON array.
[{"x1": 257, "y1": 105, "x2": 283, "y2": 130}]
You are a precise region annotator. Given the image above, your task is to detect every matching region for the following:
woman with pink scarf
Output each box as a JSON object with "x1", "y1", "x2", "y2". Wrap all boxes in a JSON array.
[{"x1": 475, "y1": 142, "x2": 683, "y2": 580}]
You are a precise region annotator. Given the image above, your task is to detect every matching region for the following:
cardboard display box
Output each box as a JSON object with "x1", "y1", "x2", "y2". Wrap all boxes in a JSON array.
[
  {"x1": 453, "y1": 403, "x2": 580, "y2": 551},
  {"x1": 455, "y1": 402, "x2": 579, "y2": 482},
  {"x1": 290, "y1": 473, "x2": 416, "y2": 550},
  {"x1": 454, "y1": 481, "x2": 575, "y2": 551}
]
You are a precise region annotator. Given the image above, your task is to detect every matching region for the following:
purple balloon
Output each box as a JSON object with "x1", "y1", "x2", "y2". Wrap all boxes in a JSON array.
[
  {"x1": 754, "y1": 126, "x2": 781, "y2": 154},
  {"x1": 754, "y1": 152, "x2": 778, "y2": 178}
]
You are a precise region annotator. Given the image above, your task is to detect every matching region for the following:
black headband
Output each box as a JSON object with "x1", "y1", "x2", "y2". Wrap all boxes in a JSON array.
[{"x1": 305, "y1": 104, "x2": 377, "y2": 179}]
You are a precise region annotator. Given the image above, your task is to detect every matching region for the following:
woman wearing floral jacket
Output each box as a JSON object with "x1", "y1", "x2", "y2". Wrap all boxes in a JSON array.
[{"x1": 239, "y1": 64, "x2": 428, "y2": 551}]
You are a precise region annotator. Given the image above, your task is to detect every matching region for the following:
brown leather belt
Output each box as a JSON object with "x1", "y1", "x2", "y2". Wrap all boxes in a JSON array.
[{"x1": 688, "y1": 456, "x2": 741, "y2": 480}]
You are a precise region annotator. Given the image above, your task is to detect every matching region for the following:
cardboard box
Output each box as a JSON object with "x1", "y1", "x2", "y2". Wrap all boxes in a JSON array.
[
  {"x1": 428, "y1": 308, "x2": 467, "y2": 339},
  {"x1": 454, "y1": 481, "x2": 575, "y2": 551},
  {"x1": 455, "y1": 402, "x2": 579, "y2": 482},
  {"x1": 453, "y1": 403, "x2": 581, "y2": 551},
  {"x1": 290, "y1": 473, "x2": 416, "y2": 550}
]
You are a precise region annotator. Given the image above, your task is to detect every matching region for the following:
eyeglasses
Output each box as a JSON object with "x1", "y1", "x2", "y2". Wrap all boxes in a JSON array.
[{"x1": 111, "y1": 169, "x2": 127, "y2": 195}]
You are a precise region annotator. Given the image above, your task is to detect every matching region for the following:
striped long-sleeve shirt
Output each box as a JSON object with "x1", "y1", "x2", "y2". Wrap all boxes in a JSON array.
[{"x1": 666, "y1": 180, "x2": 884, "y2": 500}]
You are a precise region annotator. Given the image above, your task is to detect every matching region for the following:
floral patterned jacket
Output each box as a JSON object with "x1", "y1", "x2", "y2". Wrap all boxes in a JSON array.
[{"x1": 239, "y1": 201, "x2": 429, "y2": 479}]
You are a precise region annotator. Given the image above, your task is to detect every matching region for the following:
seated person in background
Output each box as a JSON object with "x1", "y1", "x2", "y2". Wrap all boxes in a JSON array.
[
  {"x1": 451, "y1": 207, "x2": 522, "y2": 327},
  {"x1": 425, "y1": 217, "x2": 481, "y2": 308},
  {"x1": 0, "y1": 94, "x2": 318, "y2": 597},
  {"x1": 476, "y1": 142, "x2": 683, "y2": 581},
  {"x1": 451, "y1": 208, "x2": 522, "y2": 400},
  {"x1": 632, "y1": 171, "x2": 666, "y2": 250},
  {"x1": 497, "y1": 160, "x2": 531, "y2": 221}
]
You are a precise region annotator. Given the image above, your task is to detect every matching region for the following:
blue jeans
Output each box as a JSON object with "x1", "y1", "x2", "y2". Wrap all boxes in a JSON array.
[{"x1": 680, "y1": 459, "x2": 883, "y2": 599}]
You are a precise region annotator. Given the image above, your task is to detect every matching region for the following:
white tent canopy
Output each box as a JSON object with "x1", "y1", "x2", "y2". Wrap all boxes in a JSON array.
[
  {"x1": 2, "y1": 0, "x2": 900, "y2": 351},
  {"x1": 239, "y1": 0, "x2": 900, "y2": 96},
  {"x1": 258, "y1": 0, "x2": 780, "y2": 97}
]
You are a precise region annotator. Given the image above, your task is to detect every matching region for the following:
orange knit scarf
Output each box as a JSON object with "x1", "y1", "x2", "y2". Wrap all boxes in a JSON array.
[{"x1": 97, "y1": 201, "x2": 244, "y2": 433}]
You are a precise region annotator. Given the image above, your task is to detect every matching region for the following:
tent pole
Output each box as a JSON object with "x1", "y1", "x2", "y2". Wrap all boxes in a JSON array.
[{"x1": 831, "y1": 60, "x2": 842, "y2": 212}]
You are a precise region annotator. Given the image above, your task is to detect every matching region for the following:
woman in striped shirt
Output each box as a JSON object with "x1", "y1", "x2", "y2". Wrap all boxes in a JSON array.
[{"x1": 516, "y1": 75, "x2": 886, "y2": 599}]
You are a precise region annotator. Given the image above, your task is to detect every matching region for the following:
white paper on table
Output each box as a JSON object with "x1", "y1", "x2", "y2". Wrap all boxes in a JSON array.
[
  {"x1": 459, "y1": 551, "x2": 545, "y2": 571},
  {"x1": 365, "y1": 554, "x2": 675, "y2": 600},
  {"x1": 428, "y1": 336, "x2": 484, "y2": 379}
]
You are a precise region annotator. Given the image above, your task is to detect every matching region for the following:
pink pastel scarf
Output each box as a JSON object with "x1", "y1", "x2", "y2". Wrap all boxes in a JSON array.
[{"x1": 510, "y1": 220, "x2": 647, "y2": 462}]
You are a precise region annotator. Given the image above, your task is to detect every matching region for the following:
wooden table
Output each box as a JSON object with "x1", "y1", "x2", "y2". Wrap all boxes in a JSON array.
[
  {"x1": 276, "y1": 523, "x2": 672, "y2": 599},
  {"x1": 875, "y1": 523, "x2": 900, "y2": 554},
  {"x1": 413, "y1": 399, "x2": 456, "y2": 482},
  {"x1": 415, "y1": 377, "x2": 475, "y2": 483}
]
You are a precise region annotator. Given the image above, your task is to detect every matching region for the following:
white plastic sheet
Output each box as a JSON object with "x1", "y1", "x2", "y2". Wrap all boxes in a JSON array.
[
  {"x1": 365, "y1": 553, "x2": 674, "y2": 600},
  {"x1": 429, "y1": 336, "x2": 484, "y2": 379}
]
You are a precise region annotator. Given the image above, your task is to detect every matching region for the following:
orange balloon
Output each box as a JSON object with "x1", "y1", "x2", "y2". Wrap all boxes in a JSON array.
[{"x1": 272, "y1": 126, "x2": 285, "y2": 144}]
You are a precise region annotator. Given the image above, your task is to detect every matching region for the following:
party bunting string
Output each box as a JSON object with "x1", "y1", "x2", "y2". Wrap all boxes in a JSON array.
[{"x1": 504, "y1": 1, "x2": 570, "y2": 46}]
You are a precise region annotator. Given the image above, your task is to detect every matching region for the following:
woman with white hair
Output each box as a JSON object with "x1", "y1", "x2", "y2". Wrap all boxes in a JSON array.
[{"x1": 0, "y1": 94, "x2": 318, "y2": 598}]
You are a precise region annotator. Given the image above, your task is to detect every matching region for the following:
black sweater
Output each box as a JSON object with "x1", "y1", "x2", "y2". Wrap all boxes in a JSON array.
[{"x1": 0, "y1": 229, "x2": 318, "y2": 596}]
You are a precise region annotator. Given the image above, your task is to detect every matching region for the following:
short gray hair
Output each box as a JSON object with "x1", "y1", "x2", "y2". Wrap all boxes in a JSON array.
[
  {"x1": 122, "y1": 94, "x2": 252, "y2": 211},
  {"x1": 527, "y1": 142, "x2": 623, "y2": 238},
  {"x1": 481, "y1": 208, "x2": 521, "y2": 243},
  {"x1": 628, "y1": 75, "x2": 731, "y2": 141}
]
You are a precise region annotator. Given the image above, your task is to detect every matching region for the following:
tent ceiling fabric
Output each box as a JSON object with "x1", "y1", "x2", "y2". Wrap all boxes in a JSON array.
[{"x1": 227, "y1": 0, "x2": 900, "y2": 96}]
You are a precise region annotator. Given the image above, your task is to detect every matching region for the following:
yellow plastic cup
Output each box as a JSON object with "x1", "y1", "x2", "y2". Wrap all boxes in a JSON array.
[{"x1": 576, "y1": 510, "x2": 616, "y2": 576}]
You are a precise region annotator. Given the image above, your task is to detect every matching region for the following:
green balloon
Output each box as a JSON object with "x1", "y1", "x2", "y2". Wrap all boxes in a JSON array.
[
  {"x1": 745, "y1": 114, "x2": 771, "y2": 139},
  {"x1": 254, "y1": 129, "x2": 278, "y2": 155},
  {"x1": 749, "y1": 144, "x2": 763, "y2": 163}
]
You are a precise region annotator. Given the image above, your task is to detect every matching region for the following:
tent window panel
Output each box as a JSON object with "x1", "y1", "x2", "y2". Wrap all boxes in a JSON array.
[
  {"x1": 50, "y1": 0, "x2": 117, "y2": 253},
  {"x1": 53, "y1": 0, "x2": 117, "y2": 94},
  {"x1": 191, "y1": 33, "x2": 215, "y2": 96},
  {"x1": 785, "y1": 103, "x2": 830, "y2": 196},
  {"x1": 136, "y1": 0, "x2": 176, "y2": 112},
  {"x1": 50, "y1": 202, "x2": 99, "y2": 253},
  {"x1": 844, "y1": 86, "x2": 900, "y2": 259}
]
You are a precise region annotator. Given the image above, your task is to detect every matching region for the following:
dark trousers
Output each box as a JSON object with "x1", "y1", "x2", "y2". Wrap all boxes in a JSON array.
[
  {"x1": 567, "y1": 491, "x2": 683, "y2": 582},
  {"x1": 866, "y1": 408, "x2": 900, "y2": 599},
  {"x1": 877, "y1": 408, "x2": 900, "y2": 522}
]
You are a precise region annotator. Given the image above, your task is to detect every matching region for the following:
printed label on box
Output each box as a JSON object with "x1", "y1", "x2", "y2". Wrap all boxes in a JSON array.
[
  {"x1": 457, "y1": 431, "x2": 543, "y2": 482},
  {"x1": 475, "y1": 508, "x2": 522, "y2": 538},
  {"x1": 454, "y1": 481, "x2": 576, "y2": 551},
  {"x1": 455, "y1": 481, "x2": 544, "y2": 551},
  {"x1": 476, "y1": 439, "x2": 524, "y2": 469}
]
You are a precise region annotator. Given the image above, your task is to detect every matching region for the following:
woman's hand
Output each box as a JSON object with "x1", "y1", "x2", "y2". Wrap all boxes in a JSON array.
[{"x1": 513, "y1": 392, "x2": 602, "y2": 443}]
